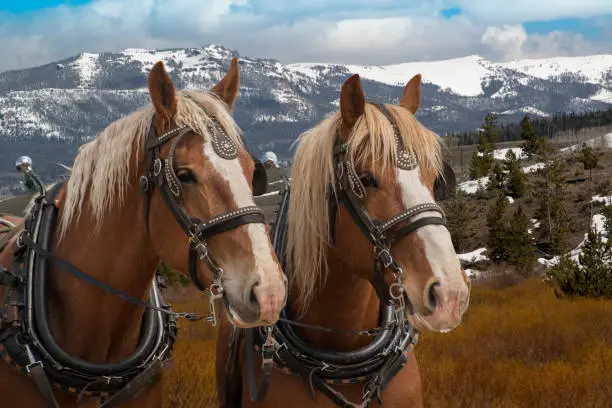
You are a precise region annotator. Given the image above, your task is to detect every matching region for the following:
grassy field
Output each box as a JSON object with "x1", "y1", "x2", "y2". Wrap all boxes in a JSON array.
[{"x1": 162, "y1": 278, "x2": 612, "y2": 408}]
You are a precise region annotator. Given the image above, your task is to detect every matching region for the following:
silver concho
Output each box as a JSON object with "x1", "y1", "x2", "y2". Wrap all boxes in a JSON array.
[
  {"x1": 394, "y1": 134, "x2": 417, "y2": 170},
  {"x1": 210, "y1": 117, "x2": 238, "y2": 160}
]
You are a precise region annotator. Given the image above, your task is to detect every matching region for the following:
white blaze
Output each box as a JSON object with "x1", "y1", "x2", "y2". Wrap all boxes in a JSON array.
[
  {"x1": 202, "y1": 141, "x2": 282, "y2": 291},
  {"x1": 397, "y1": 167, "x2": 463, "y2": 286}
]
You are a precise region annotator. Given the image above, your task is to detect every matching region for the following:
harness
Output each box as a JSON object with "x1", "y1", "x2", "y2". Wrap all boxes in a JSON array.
[
  {"x1": 0, "y1": 114, "x2": 269, "y2": 407},
  {"x1": 243, "y1": 103, "x2": 448, "y2": 408}
]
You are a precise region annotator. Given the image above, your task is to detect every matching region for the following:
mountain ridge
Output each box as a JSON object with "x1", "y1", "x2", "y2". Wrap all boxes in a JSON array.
[{"x1": 0, "y1": 44, "x2": 610, "y2": 160}]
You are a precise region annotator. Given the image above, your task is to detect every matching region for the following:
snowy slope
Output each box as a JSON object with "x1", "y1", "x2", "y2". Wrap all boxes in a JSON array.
[
  {"x1": 292, "y1": 54, "x2": 612, "y2": 100},
  {"x1": 502, "y1": 55, "x2": 612, "y2": 85},
  {"x1": 1, "y1": 44, "x2": 611, "y2": 155}
]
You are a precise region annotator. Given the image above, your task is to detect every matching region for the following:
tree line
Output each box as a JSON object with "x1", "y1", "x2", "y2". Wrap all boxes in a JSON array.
[{"x1": 446, "y1": 107, "x2": 612, "y2": 146}]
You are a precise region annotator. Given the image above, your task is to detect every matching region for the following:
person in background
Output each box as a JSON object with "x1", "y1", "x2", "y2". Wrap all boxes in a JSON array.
[{"x1": 261, "y1": 151, "x2": 280, "y2": 169}]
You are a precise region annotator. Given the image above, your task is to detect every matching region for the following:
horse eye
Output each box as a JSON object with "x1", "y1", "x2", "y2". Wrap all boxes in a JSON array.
[
  {"x1": 176, "y1": 168, "x2": 197, "y2": 184},
  {"x1": 359, "y1": 173, "x2": 378, "y2": 188}
]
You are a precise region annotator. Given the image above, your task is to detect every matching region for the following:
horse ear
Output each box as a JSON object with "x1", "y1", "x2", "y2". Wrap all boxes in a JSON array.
[
  {"x1": 212, "y1": 57, "x2": 240, "y2": 110},
  {"x1": 340, "y1": 74, "x2": 366, "y2": 129},
  {"x1": 434, "y1": 160, "x2": 457, "y2": 201},
  {"x1": 148, "y1": 61, "x2": 177, "y2": 120},
  {"x1": 400, "y1": 74, "x2": 421, "y2": 114}
]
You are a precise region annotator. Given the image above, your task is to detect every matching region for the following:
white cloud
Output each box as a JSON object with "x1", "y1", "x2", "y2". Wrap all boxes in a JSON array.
[
  {"x1": 453, "y1": 0, "x2": 612, "y2": 24},
  {"x1": 481, "y1": 25, "x2": 528, "y2": 61},
  {"x1": 0, "y1": 0, "x2": 610, "y2": 73}
]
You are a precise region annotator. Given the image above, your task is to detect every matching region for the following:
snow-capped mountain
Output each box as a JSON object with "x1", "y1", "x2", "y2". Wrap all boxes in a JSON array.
[{"x1": 0, "y1": 45, "x2": 611, "y2": 165}]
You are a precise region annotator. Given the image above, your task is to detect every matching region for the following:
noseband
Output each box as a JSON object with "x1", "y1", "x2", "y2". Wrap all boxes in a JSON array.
[
  {"x1": 139, "y1": 116, "x2": 267, "y2": 321},
  {"x1": 328, "y1": 102, "x2": 447, "y2": 306}
]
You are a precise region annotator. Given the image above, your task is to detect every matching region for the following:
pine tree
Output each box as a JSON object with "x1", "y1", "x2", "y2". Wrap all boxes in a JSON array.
[
  {"x1": 487, "y1": 161, "x2": 505, "y2": 191},
  {"x1": 487, "y1": 192, "x2": 509, "y2": 261},
  {"x1": 469, "y1": 113, "x2": 499, "y2": 179},
  {"x1": 504, "y1": 150, "x2": 527, "y2": 197},
  {"x1": 533, "y1": 157, "x2": 569, "y2": 254},
  {"x1": 548, "y1": 253, "x2": 583, "y2": 297},
  {"x1": 576, "y1": 228, "x2": 612, "y2": 297},
  {"x1": 520, "y1": 115, "x2": 545, "y2": 157},
  {"x1": 506, "y1": 205, "x2": 536, "y2": 275},
  {"x1": 469, "y1": 151, "x2": 493, "y2": 179},
  {"x1": 577, "y1": 143, "x2": 599, "y2": 180},
  {"x1": 482, "y1": 113, "x2": 500, "y2": 151},
  {"x1": 445, "y1": 194, "x2": 471, "y2": 253}
]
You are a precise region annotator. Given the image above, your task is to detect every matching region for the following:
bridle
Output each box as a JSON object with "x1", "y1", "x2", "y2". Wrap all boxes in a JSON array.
[
  {"x1": 0, "y1": 111, "x2": 272, "y2": 408},
  {"x1": 139, "y1": 115, "x2": 268, "y2": 324},
  {"x1": 244, "y1": 102, "x2": 450, "y2": 408},
  {"x1": 328, "y1": 102, "x2": 447, "y2": 307}
]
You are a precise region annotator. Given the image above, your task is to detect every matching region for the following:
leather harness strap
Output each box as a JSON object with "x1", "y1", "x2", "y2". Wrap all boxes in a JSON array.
[
  {"x1": 243, "y1": 102, "x2": 446, "y2": 408},
  {"x1": 0, "y1": 112, "x2": 270, "y2": 407}
]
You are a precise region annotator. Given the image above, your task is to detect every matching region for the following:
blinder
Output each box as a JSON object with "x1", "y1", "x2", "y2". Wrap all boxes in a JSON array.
[
  {"x1": 433, "y1": 160, "x2": 457, "y2": 201},
  {"x1": 252, "y1": 158, "x2": 268, "y2": 196}
]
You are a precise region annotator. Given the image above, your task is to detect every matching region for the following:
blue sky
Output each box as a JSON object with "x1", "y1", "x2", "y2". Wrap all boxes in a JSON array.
[{"x1": 0, "y1": 0, "x2": 610, "y2": 72}]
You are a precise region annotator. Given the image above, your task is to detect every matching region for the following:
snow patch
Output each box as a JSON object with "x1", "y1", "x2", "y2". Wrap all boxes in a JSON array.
[
  {"x1": 464, "y1": 269, "x2": 479, "y2": 278},
  {"x1": 254, "y1": 113, "x2": 298, "y2": 123},
  {"x1": 522, "y1": 162, "x2": 546, "y2": 173},
  {"x1": 346, "y1": 55, "x2": 493, "y2": 97},
  {"x1": 538, "y1": 213, "x2": 608, "y2": 267},
  {"x1": 70, "y1": 53, "x2": 99, "y2": 88},
  {"x1": 590, "y1": 88, "x2": 612, "y2": 103},
  {"x1": 458, "y1": 247, "x2": 489, "y2": 264},
  {"x1": 502, "y1": 55, "x2": 612, "y2": 85},
  {"x1": 591, "y1": 195, "x2": 612, "y2": 206},
  {"x1": 458, "y1": 177, "x2": 489, "y2": 194},
  {"x1": 500, "y1": 106, "x2": 550, "y2": 117},
  {"x1": 493, "y1": 147, "x2": 526, "y2": 160}
]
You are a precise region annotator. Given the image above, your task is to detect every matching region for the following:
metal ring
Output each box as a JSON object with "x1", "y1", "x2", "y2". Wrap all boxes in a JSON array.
[
  {"x1": 153, "y1": 159, "x2": 163, "y2": 177},
  {"x1": 389, "y1": 282, "x2": 405, "y2": 300},
  {"x1": 139, "y1": 176, "x2": 149, "y2": 192}
]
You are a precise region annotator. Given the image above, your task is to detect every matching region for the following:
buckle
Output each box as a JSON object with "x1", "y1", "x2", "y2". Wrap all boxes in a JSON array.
[
  {"x1": 376, "y1": 247, "x2": 394, "y2": 268},
  {"x1": 261, "y1": 327, "x2": 278, "y2": 368},
  {"x1": 25, "y1": 360, "x2": 43, "y2": 374}
]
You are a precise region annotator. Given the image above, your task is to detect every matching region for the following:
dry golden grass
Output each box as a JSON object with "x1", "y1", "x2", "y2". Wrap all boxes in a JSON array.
[
  {"x1": 163, "y1": 278, "x2": 612, "y2": 408},
  {"x1": 416, "y1": 278, "x2": 612, "y2": 408}
]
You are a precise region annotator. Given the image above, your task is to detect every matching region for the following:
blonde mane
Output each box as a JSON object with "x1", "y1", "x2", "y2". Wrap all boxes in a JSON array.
[
  {"x1": 59, "y1": 90, "x2": 243, "y2": 238},
  {"x1": 286, "y1": 103, "x2": 443, "y2": 313}
]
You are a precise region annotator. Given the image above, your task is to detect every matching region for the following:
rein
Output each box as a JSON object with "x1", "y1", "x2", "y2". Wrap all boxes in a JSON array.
[
  {"x1": 0, "y1": 113, "x2": 270, "y2": 407},
  {"x1": 244, "y1": 103, "x2": 449, "y2": 408}
]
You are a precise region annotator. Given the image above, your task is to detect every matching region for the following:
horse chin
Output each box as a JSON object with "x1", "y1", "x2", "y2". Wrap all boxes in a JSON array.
[
  {"x1": 404, "y1": 310, "x2": 461, "y2": 334},
  {"x1": 224, "y1": 298, "x2": 275, "y2": 329}
]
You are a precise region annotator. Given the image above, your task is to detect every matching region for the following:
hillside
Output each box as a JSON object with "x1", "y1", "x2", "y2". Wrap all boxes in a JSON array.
[{"x1": 441, "y1": 137, "x2": 612, "y2": 280}]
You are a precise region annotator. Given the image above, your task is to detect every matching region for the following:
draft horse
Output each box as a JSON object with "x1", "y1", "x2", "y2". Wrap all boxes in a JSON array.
[
  {"x1": 0, "y1": 59, "x2": 287, "y2": 407},
  {"x1": 217, "y1": 73, "x2": 471, "y2": 407}
]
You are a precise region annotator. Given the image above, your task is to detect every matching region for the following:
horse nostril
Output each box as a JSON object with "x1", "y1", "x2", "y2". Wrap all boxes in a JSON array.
[
  {"x1": 249, "y1": 280, "x2": 260, "y2": 306},
  {"x1": 425, "y1": 281, "x2": 440, "y2": 315}
]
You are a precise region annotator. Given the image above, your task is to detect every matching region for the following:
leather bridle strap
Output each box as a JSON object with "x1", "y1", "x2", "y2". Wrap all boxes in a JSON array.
[{"x1": 140, "y1": 119, "x2": 267, "y2": 294}]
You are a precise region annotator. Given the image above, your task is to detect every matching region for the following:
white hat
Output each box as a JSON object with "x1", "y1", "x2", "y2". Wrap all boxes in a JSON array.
[{"x1": 261, "y1": 151, "x2": 279, "y2": 167}]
